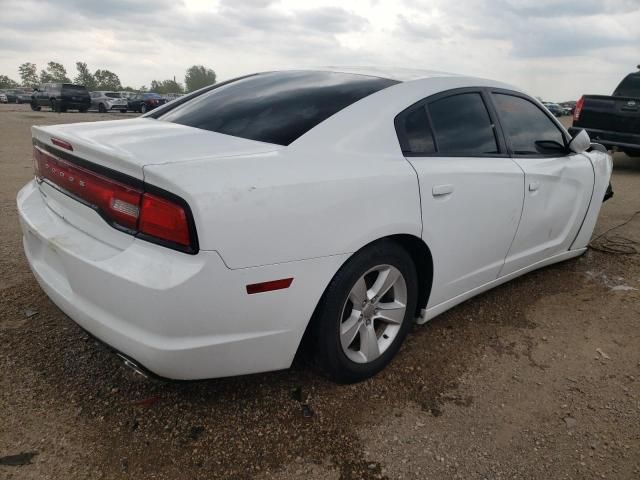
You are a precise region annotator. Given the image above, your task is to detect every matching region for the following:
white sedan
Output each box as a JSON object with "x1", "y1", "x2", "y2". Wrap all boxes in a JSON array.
[{"x1": 17, "y1": 68, "x2": 612, "y2": 383}]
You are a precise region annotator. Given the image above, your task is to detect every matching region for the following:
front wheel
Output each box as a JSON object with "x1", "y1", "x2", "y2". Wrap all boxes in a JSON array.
[
  {"x1": 120, "y1": 109, "x2": 127, "y2": 113},
  {"x1": 140, "y1": 104, "x2": 147, "y2": 114},
  {"x1": 624, "y1": 149, "x2": 640, "y2": 158},
  {"x1": 50, "y1": 99, "x2": 60, "y2": 112},
  {"x1": 310, "y1": 240, "x2": 418, "y2": 383},
  {"x1": 30, "y1": 102, "x2": 41, "y2": 111},
  {"x1": 98, "y1": 103, "x2": 107, "y2": 113}
]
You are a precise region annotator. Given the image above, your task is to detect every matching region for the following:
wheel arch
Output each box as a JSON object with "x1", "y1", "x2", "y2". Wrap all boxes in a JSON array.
[{"x1": 295, "y1": 233, "x2": 433, "y2": 362}]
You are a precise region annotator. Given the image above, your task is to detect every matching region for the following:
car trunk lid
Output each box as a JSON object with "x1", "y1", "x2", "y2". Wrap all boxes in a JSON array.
[{"x1": 31, "y1": 118, "x2": 283, "y2": 245}]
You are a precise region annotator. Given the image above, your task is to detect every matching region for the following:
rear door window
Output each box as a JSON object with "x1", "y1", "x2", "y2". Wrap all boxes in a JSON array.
[
  {"x1": 492, "y1": 93, "x2": 566, "y2": 156},
  {"x1": 396, "y1": 105, "x2": 436, "y2": 154},
  {"x1": 157, "y1": 71, "x2": 399, "y2": 146},
  {"x1": 427, "y1": 93, "x2": 498, "y2": 155}
]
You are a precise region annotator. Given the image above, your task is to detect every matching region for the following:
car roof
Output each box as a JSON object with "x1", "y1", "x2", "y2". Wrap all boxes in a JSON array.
[{"x1": 297, "y1": 66, "x2": 460, "y2": 82}]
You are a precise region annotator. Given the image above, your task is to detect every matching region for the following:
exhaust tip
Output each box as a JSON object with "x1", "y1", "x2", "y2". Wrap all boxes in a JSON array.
[{"x1": 116, "y1": 353, "x2": 149, "y2": 378}]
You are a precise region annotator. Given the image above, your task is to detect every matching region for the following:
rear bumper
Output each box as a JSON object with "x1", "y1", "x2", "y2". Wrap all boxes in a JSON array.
[
  {"x1": 570, "y1": 126, "x2": 640, "y2": 151},
  {"x1": 17, "y1": 180, "x2": 345, "y2": 379}
]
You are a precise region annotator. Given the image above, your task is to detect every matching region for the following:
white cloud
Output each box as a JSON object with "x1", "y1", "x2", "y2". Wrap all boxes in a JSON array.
[{"x1": 0, "y1": 0, "x2": 638, "y2": 100}]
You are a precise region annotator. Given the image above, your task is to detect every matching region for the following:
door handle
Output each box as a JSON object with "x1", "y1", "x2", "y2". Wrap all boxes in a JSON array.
[
  {"x1": 529, "y1": 181, "x2": 540, "y2": 192},
  {"x1": 432, "y1": 184, "x2": 454, "y2": 196}
]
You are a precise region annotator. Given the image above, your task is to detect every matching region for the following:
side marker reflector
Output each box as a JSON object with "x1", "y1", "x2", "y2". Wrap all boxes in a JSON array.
[{"x1": 246, "y1": 278, "x2": 293, "y2": 295}]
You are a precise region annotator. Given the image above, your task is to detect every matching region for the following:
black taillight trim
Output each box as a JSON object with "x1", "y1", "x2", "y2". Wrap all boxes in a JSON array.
[{"x1": 33, "y1": 138, "x2": 200, "y2": 254}]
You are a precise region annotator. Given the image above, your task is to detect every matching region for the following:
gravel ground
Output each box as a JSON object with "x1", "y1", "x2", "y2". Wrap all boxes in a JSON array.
[{"x1": 1, "y1": 104, "x2": 639, "y2": 479}]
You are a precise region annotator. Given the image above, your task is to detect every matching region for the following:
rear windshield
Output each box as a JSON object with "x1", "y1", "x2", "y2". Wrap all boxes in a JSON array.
[
  {"x1": 62, "y1": 84, "x2": 88, "y2": 93},
  {"x1": 614, "y1": 74, "x2": 640, "y2": 97},
  {"x1": 144, "y1": 93, "x2": 161, "y2": 98},
  {"x1": 105, "y1": 92, "x2": 121, "y2": 98},
  {"x1": 156, "y1": 71, "x2": 398, "y2": 145}
]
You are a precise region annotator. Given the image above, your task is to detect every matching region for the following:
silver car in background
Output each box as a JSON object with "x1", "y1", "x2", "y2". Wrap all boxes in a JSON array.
[{"x1": 90, "y1": 91, "x2": 128, "y2": 113}]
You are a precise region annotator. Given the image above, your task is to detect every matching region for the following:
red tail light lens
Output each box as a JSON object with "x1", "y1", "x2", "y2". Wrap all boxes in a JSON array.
[
  {"x1": 33, "y1": 145, "x2": 196, "y2": 253},
  {"x1": 34, "y1": 146, "x2": 141, "y2": 230},
  {"x1": 139, "y1": 193, "x2": 190, "y2": 246},
  {"x1": 573, "y1": 96, "x2": 584, "y2": 122}
]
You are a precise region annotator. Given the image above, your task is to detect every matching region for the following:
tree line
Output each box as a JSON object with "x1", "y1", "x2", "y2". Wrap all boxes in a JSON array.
[{"x1": 0, "y1": 62, "x2": 217, "y2": 94}]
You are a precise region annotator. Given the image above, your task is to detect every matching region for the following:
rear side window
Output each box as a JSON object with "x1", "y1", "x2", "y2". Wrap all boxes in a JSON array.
[
  {"x1": 157, "y1": 71, "x2": 398, "y2": 146},
  {"x1": 400, "y1": 106, "x2": 435, "y2": 154},
  {"x1": 493, "y1": 93, "x2": 566, "y2": 155},
  {"x1": 614, "y1": 74, "x2": 640, "y2": 97},
  {"x1": 428, "y1": 93, "x2": 498, "y2": 155}
]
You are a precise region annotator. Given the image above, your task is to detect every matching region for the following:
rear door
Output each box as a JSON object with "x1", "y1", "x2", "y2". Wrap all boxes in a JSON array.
[
  {"x1": 397, "y1": 89, "x2": 524, "y2": 307},
  {"x1": 490, "y1": 90, "x2": 594, "y2": 275}
]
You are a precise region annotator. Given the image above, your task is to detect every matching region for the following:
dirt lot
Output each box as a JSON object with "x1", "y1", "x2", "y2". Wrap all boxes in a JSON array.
[{"x1": 1, "y1": 103, "x2": 639, "y2": 480}]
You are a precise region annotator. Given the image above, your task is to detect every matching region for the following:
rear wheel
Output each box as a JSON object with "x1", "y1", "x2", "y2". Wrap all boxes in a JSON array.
[
  {"x1": 310, "y1": 240, "x2": 418, "y2": 383},
  {"x1": 30, "y1": 102, "x2": 41, "y2": 111},
  {"x1": 624, "y1": 149, "x2": 640, "y2": 158},
  {"x1": 120, "y1": 109, "x2": 127, "y2": 113},
  {"x1": 50, "y1": 99, "x2": 60, "y2": 112},
  {"x1": 98, "y1": 103, "x2": 107, "y2": 113}
]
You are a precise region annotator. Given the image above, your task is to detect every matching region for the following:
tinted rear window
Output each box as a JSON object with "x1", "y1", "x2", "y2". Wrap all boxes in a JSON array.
[
  {"x1": 614, "y1": 74, "x2": 640, "y2": 97},
  {"x1": 157, "y1": 71, "x2": 398, "y2": 145}
]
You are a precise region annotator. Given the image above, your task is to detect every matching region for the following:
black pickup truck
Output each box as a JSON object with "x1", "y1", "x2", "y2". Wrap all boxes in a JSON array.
[{"x1": 570, "y1": 69, "x2": 640, "y2": 157}]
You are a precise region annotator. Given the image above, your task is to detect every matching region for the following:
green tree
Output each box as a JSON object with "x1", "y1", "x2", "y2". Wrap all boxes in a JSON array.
[
  {"x1": 0, "y1": 75, "x2": 19, "y2": 89},
  {"x1": 40, "y1": 61, "x2": 70, "y2": 83},
  {"x1": 150, "y1": 79, "x2": 184, "y2": 94},
  {"x1": 74, "y1": 62, "x2": 96, "y2": 90},
  {"x1": 184, "y1": 65, "x2": 216, "y2": 92},
  {"x1": 94, "y1": 69, "x2": 122, "y2": 90},
  {"x1": 18, "y1": 62, "x2": 38, "y2": 87}
]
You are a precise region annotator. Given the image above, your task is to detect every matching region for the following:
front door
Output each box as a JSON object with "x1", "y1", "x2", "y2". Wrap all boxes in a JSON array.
[
  {"x1": 490, "y1": 91, "x2": 594, "y2": 275},
  {"x1": 396, "y1": 89, "x2": 525, "y2": 307}
]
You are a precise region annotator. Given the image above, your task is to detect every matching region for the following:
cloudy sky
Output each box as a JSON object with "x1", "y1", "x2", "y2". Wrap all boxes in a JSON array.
[{"x1": 1, "y1": 0, "x2": 638, "y2": 101}]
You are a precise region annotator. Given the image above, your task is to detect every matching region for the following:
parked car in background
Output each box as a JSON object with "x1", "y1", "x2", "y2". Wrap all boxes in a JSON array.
[
  {"x1": 16, "y1": 91, "x2": 33, "y2": 104},
  {"x1": 164, "y1": 92, "x2": 185, "y2": 102},
  {"x1": 127, "y1": 92, "x2": 167, "y2": 113},
  {"x1": 118, "y1": 91, "x2": 137, "y2": 100},
  {"x1": 571, "y1": 68, "x2": 640, "y2": 158},
  {"x1": 31, "y1": 83, "x2": 91, "y2": 112},
  {"x1": 2, "y1": 89, "x2": 18, "y2": 103},
  {"x1": 90, "y1": 91, "x2": 128, "y2": 113},
  {"x1": 17, "y1": 68, "x2": 612, "y2": 383},
  {"x1": 542, "y1": 102, "x2": 564, "y2": 117},
  {"x1": 0, "y1": 92, "x2": 7, "y2": 103}
]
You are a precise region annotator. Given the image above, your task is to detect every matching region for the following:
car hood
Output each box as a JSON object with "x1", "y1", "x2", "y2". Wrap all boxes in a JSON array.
[{"x1": 32, "y1": 118, "x2": 284, "y2": 179}]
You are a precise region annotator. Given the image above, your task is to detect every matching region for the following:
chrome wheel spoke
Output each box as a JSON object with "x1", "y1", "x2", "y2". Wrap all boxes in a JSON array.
[
  {"x1": 369, "y1": 267, "x2": 400, "y2": 302},
  {"x1": 374, "y1": 300, "x2": 406, "y2": 325},
  {"x1": 359, "y1": 322, "x2": 380, "y2": 362},
  {"x1": 349, "y1": 277, "x2": 367, "y2": 305},
  {"x1": 340, "y1": 313, "x2": 361, "y2": 350}
]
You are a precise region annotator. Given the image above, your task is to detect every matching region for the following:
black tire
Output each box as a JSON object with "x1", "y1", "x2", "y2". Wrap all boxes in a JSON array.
[
  {"x1": 120, "y1": 109, "x2": 127, "y2": 113},
  {"x1": 624, "y1": 149, "x2": 640, "y2": 158},
  {"x1": 79, "y1": 107, "x2": 88, "y2": 113},
  {"x1": 310, "y1": 240, "x2": 418, "y2": 383},
  {"x1": 30, "y1": 102, "x2": 41, "y2": 112},
  {"x1": 98, "y1": 103, "x2": 107, "y2": 113},
  {"x1": 140, "y1": 103, "x2": 147, "y2": 114},
  {"x1": 50, "y1": 99, "x2": 60, "y2": 112}
]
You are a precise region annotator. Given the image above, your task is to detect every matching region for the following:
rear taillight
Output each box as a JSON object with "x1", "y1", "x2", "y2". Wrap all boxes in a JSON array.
[
  {"x1": 139, "y1": 193, "x2": 190, "y2": 246},
  {"x1": 34, "y1": 145, "x2": 197, "y2": 253},
  {"x1": 573, "y1": 96, "x2": 584, "y2": 122}
]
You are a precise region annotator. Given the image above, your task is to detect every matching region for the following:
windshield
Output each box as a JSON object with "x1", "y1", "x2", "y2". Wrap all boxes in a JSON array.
[
  {"x1": 157, "y1": 71, "x2": 398, "y2": 145},
  {"x1": 62, "y1": 84, "x2": 88, "y2": 93}
]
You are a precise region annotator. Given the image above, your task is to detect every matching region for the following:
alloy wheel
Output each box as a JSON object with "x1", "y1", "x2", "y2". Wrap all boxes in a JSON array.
[{"x1": 339, "y1": 265, "x2": 407, "y2": 364}]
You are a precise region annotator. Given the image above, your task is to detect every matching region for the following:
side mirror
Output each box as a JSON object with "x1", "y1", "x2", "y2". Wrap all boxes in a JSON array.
[{"x1": 569, "y1": 129, "x2": 590, "y2": 154}]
